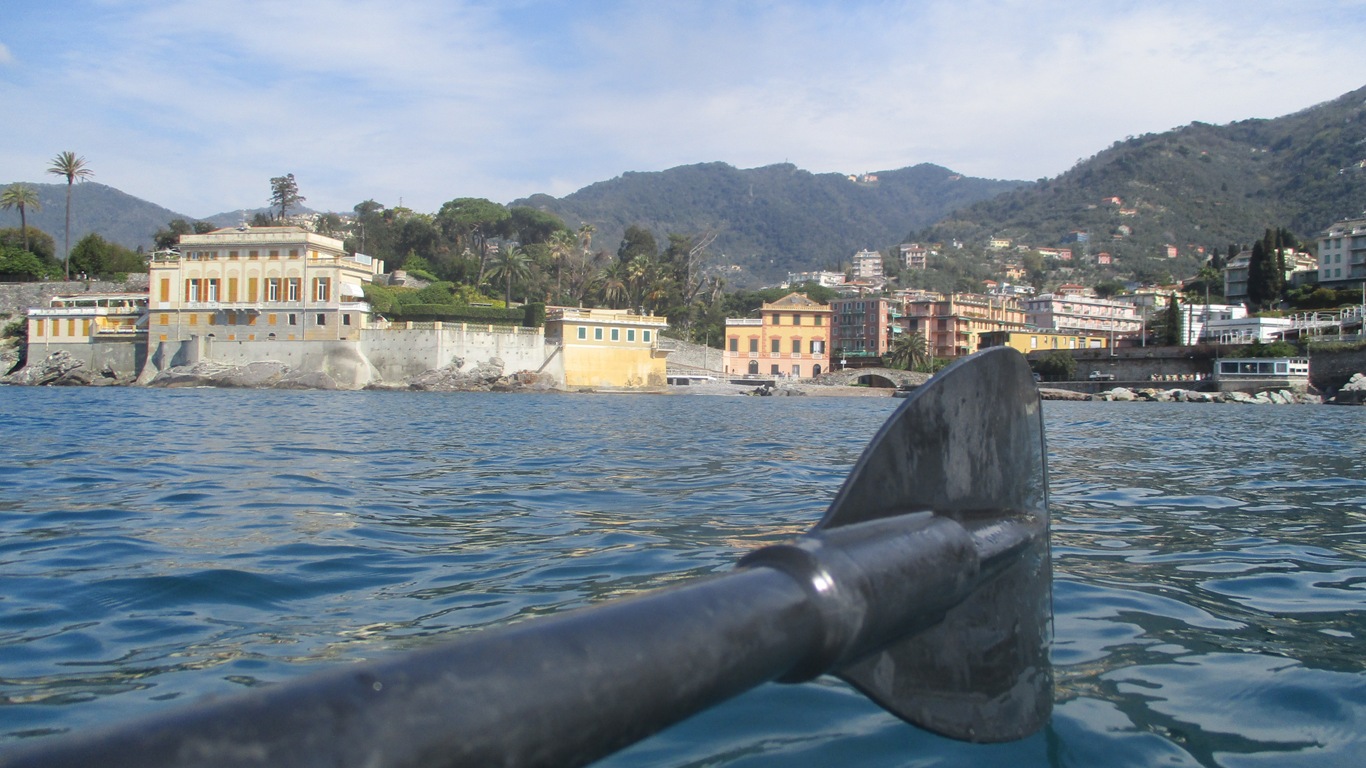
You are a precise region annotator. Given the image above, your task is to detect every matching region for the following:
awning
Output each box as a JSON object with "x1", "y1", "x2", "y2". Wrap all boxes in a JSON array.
[{"x1": 341, "y1": 282, "x2": 366, "y2": 298}]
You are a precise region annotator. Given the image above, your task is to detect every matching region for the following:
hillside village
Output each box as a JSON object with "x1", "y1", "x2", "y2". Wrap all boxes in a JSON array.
[
  {"x1": 2, "y1": 202, "x2": 1363, "y2": 403},
  {"x1": 3, "y1": 82, "x2": 1366, "y2": 400}
]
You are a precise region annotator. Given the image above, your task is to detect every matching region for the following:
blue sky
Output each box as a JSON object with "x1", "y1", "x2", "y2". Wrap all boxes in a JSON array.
[{"x1": 3, "y1": 0, "x2": 1364, "y2": 219}]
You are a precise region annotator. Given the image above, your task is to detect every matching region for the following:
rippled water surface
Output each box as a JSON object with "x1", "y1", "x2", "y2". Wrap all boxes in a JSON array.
[{"x1": 1, "y1": 388, "x2": 1363, "y2": 766}]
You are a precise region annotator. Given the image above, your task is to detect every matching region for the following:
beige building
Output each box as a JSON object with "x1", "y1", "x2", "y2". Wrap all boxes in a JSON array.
[
  {"x1": 147, "y1": 226, "x2": 384, "y2": 345},
  {"x1": 545, "y1": 307, "x2": 669, "y2": 388}
]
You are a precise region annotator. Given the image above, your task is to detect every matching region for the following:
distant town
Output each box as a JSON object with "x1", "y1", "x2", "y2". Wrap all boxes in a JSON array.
[{"x1": 2, "y1": 173, "x2": 1364, "y2": 401}]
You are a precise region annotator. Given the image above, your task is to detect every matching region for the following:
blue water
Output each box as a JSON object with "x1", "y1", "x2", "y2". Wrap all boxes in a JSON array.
[{"x1": 1, "y1": 388, "x2": 1363, "y2": 766}]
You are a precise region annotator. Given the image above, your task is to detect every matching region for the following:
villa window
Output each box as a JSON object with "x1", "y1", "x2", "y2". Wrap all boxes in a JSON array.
[
  {"x1": 577, "y1": 327, "x2": 587, "y2": 340},
  {"x1": 611, "y1": 328, "x2": 620, "y2": 341},
  {"x1": 287, "y1": 278, "x2": 300, "y2": 302},
  {"x1": 729, "y1": 337, "x2": 738, "y2": 352},
  {"x1": 594, "y1": 327, "x2": 603, "y2": 340},
  {"x1": 792, "y1": 314, "x2": 801, "y2": 325},
  {"x1": 771, "y1": 338, "x2": 780, "y2": 354},
  {"x1": 749, "y1": 338, "x2": 758, "y2": 353},
  {"x1": 643, "y1": 330, "x2": 652, "y2": 343},
  {"x1": 771, "y1": 314, "x2": 781, "y2": 325},
  {"x1": 267, "y1": 279, "x2": 280, "y2": 302},
  {"x1": 792, "y1": 339, "x2": 801, "y2": 354},
  {"x1": 316, "y1": 313, "x2": 326, "y2": 326},
  {"x1": 627, "y1": 329, "x2": 636, "y2": 342},
  {"x1": 771, "y1": 364, "x2": 780, "y2": 374},
  {"x1": 313, "y1": 277, "x2": 331, "y2": 302}
]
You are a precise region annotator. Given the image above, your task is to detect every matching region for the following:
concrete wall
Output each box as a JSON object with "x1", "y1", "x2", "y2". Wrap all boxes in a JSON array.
[
  {"x1": 1309, "y1": 346, "x2": 1366, "y2": 393},
  {"x1": 1029, "y1": 346, "x2": 1216, "y2": 382},
  {"x1": 361, "y1": 324, "x2": 549, "y2": 381},
  {"x1": 27, "y1": 337, "x2": 146, "y2": 376},
  {"x1": 141, "y1": 323, "x2": 559, "y2": 389}
]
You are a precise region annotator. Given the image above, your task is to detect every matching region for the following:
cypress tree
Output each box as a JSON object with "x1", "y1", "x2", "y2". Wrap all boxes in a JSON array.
[{"x1": 1162, "y1": 293, "x2": 1181, "y2": 346}]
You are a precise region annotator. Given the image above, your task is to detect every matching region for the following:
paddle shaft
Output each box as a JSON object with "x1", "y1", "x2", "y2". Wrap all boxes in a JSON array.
[{"x1": 1, "y1": 512, "x2": 1037, "y2": 768}]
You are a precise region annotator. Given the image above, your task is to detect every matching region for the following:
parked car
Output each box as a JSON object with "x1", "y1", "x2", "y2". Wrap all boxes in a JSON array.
[{"x1": 1088, "y1": 370, "x2": 1116, "y2": 381}]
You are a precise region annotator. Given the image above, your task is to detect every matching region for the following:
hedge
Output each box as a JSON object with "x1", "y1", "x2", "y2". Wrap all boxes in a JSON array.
[{"x1": 390, "y1": 303, "x2": 526, "y2": 325}]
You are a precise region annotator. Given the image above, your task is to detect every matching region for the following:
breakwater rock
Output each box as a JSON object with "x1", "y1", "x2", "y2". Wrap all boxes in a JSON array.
[
  {"x1": 1092, "y1": 386, "x2": 1323, "y2": 405},
  {"x1": 2, "y1": 350, "x2": 133, "y2": 387},
  {"x1": 1327, "y1": 372, "x2": 1366, "y2": 405},
  {"x1": 142, "y1": 356, "x2": 559, "y2": 393},
  {"x1": 146, "y1": 361, "x2": 340, "y2": 390},
  {"x1": 366, "y1": 356, "x2": 558, "y2": 393}
]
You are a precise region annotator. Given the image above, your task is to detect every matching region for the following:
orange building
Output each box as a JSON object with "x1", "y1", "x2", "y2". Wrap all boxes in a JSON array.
[{"x1": 723, "y1": 293, "x2": 832, "y2": 378}]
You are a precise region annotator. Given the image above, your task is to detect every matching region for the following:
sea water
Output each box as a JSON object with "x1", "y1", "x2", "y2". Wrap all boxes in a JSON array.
[{"x1": 0, "y1": 388, "x2": 1362, "y2": 767}]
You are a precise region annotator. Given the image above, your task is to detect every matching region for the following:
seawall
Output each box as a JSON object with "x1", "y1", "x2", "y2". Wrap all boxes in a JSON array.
[{"x1": 137, "y1": 323, "x2": 560, "y2": 389}]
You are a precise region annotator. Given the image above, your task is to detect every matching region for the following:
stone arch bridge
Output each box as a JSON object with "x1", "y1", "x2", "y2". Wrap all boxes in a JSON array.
[{"x1": 813, "y1": 368, "x2": 930, "y2": 389}]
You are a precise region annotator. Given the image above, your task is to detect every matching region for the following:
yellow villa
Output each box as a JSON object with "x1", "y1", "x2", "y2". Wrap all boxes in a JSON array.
[
  {"x1": 545, "y1": 307, "x2": 670, "y2": 388},
  {"x1": 723, "y1": 293, "x2": 832, "y2": 378},
  {"x1": 147, "y1": 225, "x2": 384, "y2": 345}
]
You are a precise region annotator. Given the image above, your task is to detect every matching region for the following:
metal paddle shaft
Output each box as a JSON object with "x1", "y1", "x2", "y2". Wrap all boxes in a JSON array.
[{"x1": 0, "y1": 347, "x2": 1050, "y2": 768}]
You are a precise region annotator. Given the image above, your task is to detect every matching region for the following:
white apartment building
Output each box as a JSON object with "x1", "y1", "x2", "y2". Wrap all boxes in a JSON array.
[
  {"x1": 1318, "y1": 215, "x2": 1366, "y2": 287},
  {"x1": 1024, "y1": 293, "x2": 1142, "y2": 336}
]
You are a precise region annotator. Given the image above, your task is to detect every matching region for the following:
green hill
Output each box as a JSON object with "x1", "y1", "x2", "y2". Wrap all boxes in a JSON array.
[
  {"x1": 913, "y1": 84, "x2": 1366, "y2": 283},
  {"x1": 0, "y1": 182, "x2": 189, "y2": 252},
  {"x1": 513, "y1": 162, "x2": 1027, "y2": 284}
]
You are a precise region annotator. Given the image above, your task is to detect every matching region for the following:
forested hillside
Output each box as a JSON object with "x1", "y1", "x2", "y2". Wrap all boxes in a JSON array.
[
  {"x1": 914, "y1": 85, "x2": 1366, "y2": 283},
  {"x1": 513, "y1": 162, "x2": 1026, "y2": 284},
  {"x1": 0, "y1": 182, "x2": 186, "y2": 252}
]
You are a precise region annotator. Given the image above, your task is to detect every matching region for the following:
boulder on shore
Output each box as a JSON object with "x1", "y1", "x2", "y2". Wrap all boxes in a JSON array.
[
  {"x1": 147, "y1": 360, "x2": 340, "y2": 391},
  {"x1": 2, "y1": 350, "x2": 132, "y2": 387},
  {"x1": 1328, "y1": 372, "x2": 1366, "y2": 405}
]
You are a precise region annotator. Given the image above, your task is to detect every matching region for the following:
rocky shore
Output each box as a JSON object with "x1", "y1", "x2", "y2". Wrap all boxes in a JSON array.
[
  {"x1": 1042, "y1": 379, "x2": 1366, "y2": 405},
  {"x1": 6, "y1": 347, "x2": 1364, "y2": 404},
  {"x1": 2, "y1": 351, "x2": 559, "y2": 393}
]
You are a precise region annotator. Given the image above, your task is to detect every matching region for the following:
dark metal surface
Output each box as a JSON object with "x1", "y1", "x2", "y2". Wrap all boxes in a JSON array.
[
  {"x1": 0, "y1": 347, "x2": 1050, "y2": 767},
  {"x1": 826, "y1": 346, "x2": 1052, "y2": 742}
]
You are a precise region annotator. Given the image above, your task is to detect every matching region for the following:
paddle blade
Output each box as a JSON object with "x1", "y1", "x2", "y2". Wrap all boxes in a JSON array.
[{"x1": 824, "y1": 347, "x2": 1051, "y2": 742}]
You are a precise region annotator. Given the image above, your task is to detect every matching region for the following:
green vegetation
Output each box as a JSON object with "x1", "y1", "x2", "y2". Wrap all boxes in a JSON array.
[
  {"x1": 1223, "y1": 339, "x2": 1301, "y2": 358},
  {"x1": 912, "y1": 85, "x2": 1366, "y2": 292},
  {"x1": 67, "y1": 233, "x2": 146, "y2": 279},
  {"x1": 47, "y1": 151, "x2": 94, "y2": 280},
  {"x1": 1, "y1": 184, "x2": 42, "y2": 253},
  {"x1": 513, "y1": 162, "x2": 1025, "y2": 285},
  {"x1": 269, "y1": 174, "x2": 305, "y2": 220},
  {"x1": 1032, "y1": 350, "x2": 1077, "y2": 381},
  {"x1": 886, "y1": 332, "x2": 931, "y2": 372}
]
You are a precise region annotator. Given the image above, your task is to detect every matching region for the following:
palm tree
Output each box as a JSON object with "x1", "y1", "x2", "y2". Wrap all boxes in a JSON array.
[
  {"x1": 0, "y1": 183, "x2": 42, "y2": 253},
  {"x1": 487, "y1": 244, "x2": 531, "y2": 306},
  {"x1": 47, "y1": 151, "x2": 94, "y2": 280},
  {"x1": 888, "y1": 332, "x2": 930, "y2": 371},
  {"x1": 547, "y1": 230, "x2": 576, "y2": 303},
  {"x1": 599, "y1": 262, "x2": 628, "y2": 308}
]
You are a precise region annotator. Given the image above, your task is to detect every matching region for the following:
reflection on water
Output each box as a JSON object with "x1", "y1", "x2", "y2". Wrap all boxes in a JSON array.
[{"x1": 1, "y1": 390, "x2": 1364, "y2": 766}]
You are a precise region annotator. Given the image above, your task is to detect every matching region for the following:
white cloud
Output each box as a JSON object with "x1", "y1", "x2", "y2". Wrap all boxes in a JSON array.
[
  {"x1": 4, "y1": 0, "x2": 1365, "y2": 217},
  {"x1": 0, "y1": 42, "x2": 13, "y2": 65}
]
